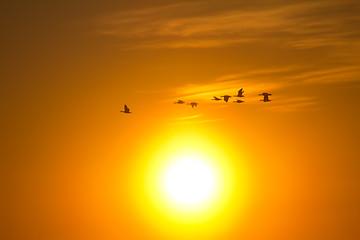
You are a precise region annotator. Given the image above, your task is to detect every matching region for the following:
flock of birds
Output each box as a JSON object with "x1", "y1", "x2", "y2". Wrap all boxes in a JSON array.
[{"x1": 120, "y1": 88, "x2": 272, "y2": 113}]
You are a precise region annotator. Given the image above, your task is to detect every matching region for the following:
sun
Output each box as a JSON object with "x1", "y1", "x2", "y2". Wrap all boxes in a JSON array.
[
  {"x1": 163, "y1": 155, "x2": 216, "y2": 205},
  {"x1": 141, "y1": 131, "x2": 234, "y2": 218},
  {"x1": 132, "y1": 129, "x2": 250, "y2": 238},
  {"x1": 133, "y1": 128, "x2": 250, "y2": 235}
]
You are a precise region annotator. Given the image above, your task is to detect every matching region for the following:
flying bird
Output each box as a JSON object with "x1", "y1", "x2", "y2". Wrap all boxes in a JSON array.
[
  {"x1": 174, "y1": 100, "x2": 186, "y2": 104},
  {"x1": 120, "y1": 104, "x2": 131, "y2": 113},
  {"x1": 221, "y1": 95, "x2": 232, "y2": 102},
  {"x1": 188, "y1": 102, "x2": 198, "y2": 108},
  {"x1": 233, "y1": 99, "x2": 244, "y2": 103},
  {"x1": 212, "y1": 96, "x2": 222, "y2": 101},
  {"x1": 259, "y1": 93, "x2": 272, "y2": 102},
  {"x1": 234, "y1": 88, "x2": 245, "y2": 97}
]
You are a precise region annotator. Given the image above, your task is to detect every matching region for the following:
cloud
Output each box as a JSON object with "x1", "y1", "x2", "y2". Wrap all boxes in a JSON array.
[
  {"x1": 172, "y1": 114, "x2": 202, "y2": 121},
  {"x1": 169, "y1": 113, "x2": 224, "y2": 125},
  {"x1": 92, "y1": 0, "x2": 360, "y2": 112},
  {"x1": 95, "y1": 0, "x2": 360, "y2": 49},
  {"x1": 267, "y1": 96, "x2": 318, "y2": 112},
  {"x1": 173, "y1": 65, "x2": 359, "y2": 99},
  {"x1": 171, "y1": 64, "x2": 359, "y2": 111}
]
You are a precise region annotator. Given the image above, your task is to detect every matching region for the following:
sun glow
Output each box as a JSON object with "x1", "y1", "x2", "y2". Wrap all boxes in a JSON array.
[
  {"x1": 140, "y1": 130, "x2": 240, "y2": 220},
  {"x1": 132, "y1": 128, "x2": 250, "y2": 239}
]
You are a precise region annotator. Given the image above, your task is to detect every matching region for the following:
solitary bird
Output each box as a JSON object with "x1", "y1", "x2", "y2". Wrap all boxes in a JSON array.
[
  {"x1": 259, "y1": 93, "x2": 272, "y2": 102},
  {"x1": 120, "y1": 104, "x2": 131, "y2": 113},
  {"x1": 174, "y1": 100, "x2": 185, "y2": 104},
  {"x1": 188, "y1": 102, "x2": 198, "y2": 108},
  {"x1": 234, "y1": 88, "x2": 245, "y2": 97},
  {"x1": 212, "y1": 96, "x2": 222, "y2": 101},
  {"x1": 233, "y1": 99, "x2": 244, "y2": 103},
  {"x1": 221, "y1": 95, "x2": 232, "y2": 102}
]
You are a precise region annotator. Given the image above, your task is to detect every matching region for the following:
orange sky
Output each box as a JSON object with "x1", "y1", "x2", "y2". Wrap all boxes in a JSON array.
[{"x1": 2, "y1": 0, "x2": 360, "y2": 239}]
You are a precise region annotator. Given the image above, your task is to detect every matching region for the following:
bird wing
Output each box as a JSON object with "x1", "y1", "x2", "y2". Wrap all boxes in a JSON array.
[{"x1": 124, "y1": 105, "x2": 129, "y2": 111}]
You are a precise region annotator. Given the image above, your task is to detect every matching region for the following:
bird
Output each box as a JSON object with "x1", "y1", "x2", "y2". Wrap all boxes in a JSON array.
[
  {"x1": 234, "y1": 88, "x2": 245, "y2": 97},
  {"x1": 188, "y1": 102, "x2": 198, "y2": 108},
  {"x1": 233, "y1": 99, "x2": 244, "y2": 103},
  {"x1": 221, "y1": 95, "x2": 232, "y2": 102},
  {"x1": 120, "y1": 104, "x2": 131, "y2": 113},
  {"x1": 174, "y1": 100, "x2": 185, "y2": 104},
  {"x1": 212, "y1": 96, "x2": 222, "y2": 101},
  {"x1": 259, "y1": 93, "x2": 272, "y2": 102}
]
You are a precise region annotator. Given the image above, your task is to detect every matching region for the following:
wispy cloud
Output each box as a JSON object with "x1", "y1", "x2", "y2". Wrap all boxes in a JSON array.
[
  {"x1": 267, "y1": 96, "x2": 318, "y2": 112},
  {"x1": 93, "y1": 0, "x2": 360, "y2": 112},
  {"x1": 169, "y1": 113, "x2": 224, "y2": 125},
  {"x1": 172, "y1": 114, "x2": 202, "y2": 121},
  {"x1": 95, "y1": 0, "x2": 360, "y2": 49},
  {"x1": 174, "y1": 65, "x2": 359, "y2": 98},
  {"x1": 171, "y1": 64, "x2": 359, "y2": 111},
  {"x1": 170, "y1": 118, "x2": 225, "y2": 125}
]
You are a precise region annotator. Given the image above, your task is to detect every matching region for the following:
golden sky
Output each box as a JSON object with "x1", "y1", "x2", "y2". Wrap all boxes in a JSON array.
[{"x1": 2, "y1": 0, "x2": 360, "y2": 239}]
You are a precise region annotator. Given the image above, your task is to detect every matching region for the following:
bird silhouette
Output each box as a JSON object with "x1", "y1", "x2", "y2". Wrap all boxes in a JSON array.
[
  {"x1": 212, "y1": 96, "x2": 222, "y2": 101},
  {"x1": 221, "y1": 95, "x2": 232, "y2": 102},
  {"x1": 234, "y1": 88, "x2": 245, "y2": 97},
  {"x1": 120, "y1": 104, "x2": 131, "y2": 113},
  {"x1": 233, "y1": 99, "x2": 244, "y2": 103},
  {"x1": 259, "y1": 93, "x2": 272, "y2": 102},
  {"x1": 174, "y1": 100, "x2": 185, "y2": 104},
  {"x1": 188, "y1": 102, "x2": 198, "y2": 108}
]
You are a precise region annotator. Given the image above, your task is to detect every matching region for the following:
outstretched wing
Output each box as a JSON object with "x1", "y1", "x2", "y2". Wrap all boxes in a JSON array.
[{"x1": 124, "y1": 104, "x2": 129, "y2": 111}]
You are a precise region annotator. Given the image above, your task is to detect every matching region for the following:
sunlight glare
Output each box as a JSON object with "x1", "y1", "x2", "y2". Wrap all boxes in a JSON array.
[
  {"x1": 132, "y1": 129, "x2": 249, "y2": 239},
  {"x1": 164, "y1": 156, "x2": 216, "y2": 205}
]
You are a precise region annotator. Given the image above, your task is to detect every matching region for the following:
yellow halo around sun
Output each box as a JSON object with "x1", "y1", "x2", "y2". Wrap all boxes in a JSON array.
[
  {"x1": 141, "y1": 131, "x2": 241, "y2": 221},
  {"x1": 131, "y1": 128, "x2": 250, "y2": 239}
]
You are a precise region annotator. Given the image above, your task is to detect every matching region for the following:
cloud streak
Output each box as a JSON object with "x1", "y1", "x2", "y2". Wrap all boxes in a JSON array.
[
  {"x1": 95, "y1": 0, "x2": 360, "y2": 50},
  {"x1": 92, "y1": 0, "x2": 360, "y2": 112},
  {"x1": 171, "y1": 64, "x2": 359, "y2": 111},
  {"x1": 174, "y1": 65, "x2": 360, "y2": 99}
]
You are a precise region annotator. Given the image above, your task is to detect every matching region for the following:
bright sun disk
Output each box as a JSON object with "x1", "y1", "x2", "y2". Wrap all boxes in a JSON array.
[{"x1": 164, "y1": 157, "x2": 215, "y2": 205}]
